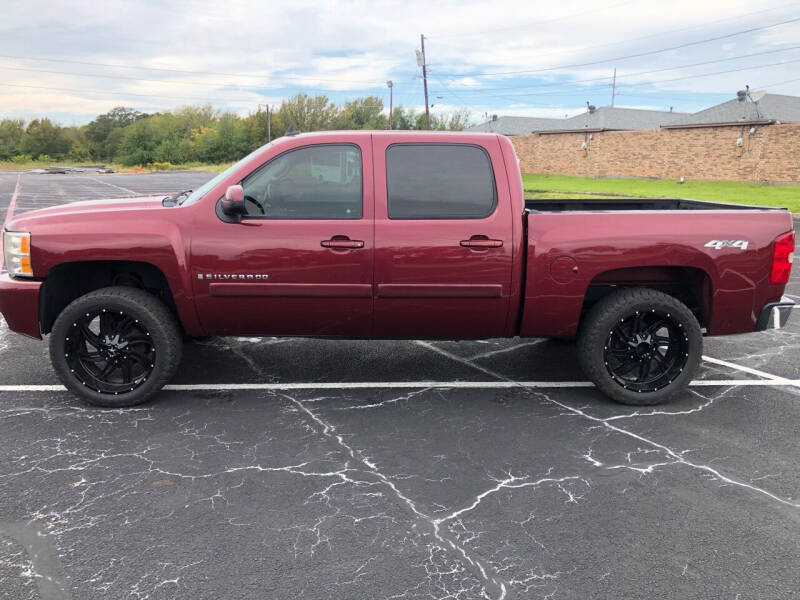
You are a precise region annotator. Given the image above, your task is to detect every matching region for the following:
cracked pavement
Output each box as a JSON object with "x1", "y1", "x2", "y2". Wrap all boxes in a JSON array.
[{"x1": 0, "y1": 171, "x2": 798, "y2": 599}]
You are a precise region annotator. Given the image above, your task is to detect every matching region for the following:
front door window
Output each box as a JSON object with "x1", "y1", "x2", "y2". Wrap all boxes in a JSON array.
[{"x1": 241, "y1": 144, "x2": 362, "y2": 220}]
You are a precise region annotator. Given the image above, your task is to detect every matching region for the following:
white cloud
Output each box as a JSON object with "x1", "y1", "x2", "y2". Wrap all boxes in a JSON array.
[{"x1": 0, "y1": 0, "x2": 798, "y2": 123}]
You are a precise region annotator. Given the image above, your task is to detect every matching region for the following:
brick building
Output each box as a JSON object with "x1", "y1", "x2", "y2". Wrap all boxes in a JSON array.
[{"x1": 469, "y1": 94, "x2": 800, "y2": 182}]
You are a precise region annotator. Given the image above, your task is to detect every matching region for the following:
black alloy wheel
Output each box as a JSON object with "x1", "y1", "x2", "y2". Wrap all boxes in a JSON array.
[
  {"x1": 64, "y1": 309, "x2": 155, "y2": 395},
  {"x1": 50, "y1": 286, "x2": 183, "y2": 407},
  {"x1": 603, "y1": 309, "x2": 689, "y2": 393},
  {"x1": 577, "y1": 287, "x2": 702, "y2": 406}
]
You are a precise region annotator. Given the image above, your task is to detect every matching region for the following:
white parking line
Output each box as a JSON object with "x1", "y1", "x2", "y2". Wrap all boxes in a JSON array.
[
  {"x1": 701, "y1": 355, "x2": 800, "y2": 386},
  {"x1": 83, "y1": 176, "x2": 138, "y2": 195},
  {"x1": 0, "y1": 378, "x2": 798, "y2": 393},
  {"x1": 0, "y1": 173, "x2": 21, "y2": 267},
  {"x1": 2, "y1": 173, "x2": 20, "y2": 227}
]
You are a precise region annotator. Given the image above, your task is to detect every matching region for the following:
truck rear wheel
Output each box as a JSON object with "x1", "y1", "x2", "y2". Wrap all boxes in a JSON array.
[
  {"x1": 577, "y1": 288, "x2": 702, "y2": 406},
  {"x1": 49, "y1": 286, "x2": 183, "y2": 408}
]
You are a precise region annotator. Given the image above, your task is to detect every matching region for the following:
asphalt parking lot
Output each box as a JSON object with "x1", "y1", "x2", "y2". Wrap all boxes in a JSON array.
[{"x1": 0, "y1": 170, "x2": 798, "y2": 600}]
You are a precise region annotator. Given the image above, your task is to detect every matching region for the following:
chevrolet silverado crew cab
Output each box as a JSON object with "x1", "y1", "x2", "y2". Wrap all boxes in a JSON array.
[{"x1": 0, "y1": 131, "x2": 795, "y2": 408}]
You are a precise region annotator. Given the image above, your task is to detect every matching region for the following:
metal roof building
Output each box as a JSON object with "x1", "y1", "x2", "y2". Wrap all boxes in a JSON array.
[
  {"x1": 467, "y1": 107, "x2": 689, "y2": 135},
  {"x1": 466, "y1": 115, "x2": 564, "y2": 135},
  {"x1": 663, "y1": 93, "x2": 800, "y2": 128},
  {"x1": 466, "y1": 94, "x2": 800, "y2": 135}
]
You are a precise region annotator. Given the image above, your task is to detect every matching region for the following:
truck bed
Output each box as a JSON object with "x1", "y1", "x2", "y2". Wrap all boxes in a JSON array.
[
  {"x1": 525, "y1": 197, "x2": 789, "y2": 213},
  {"x1": 519, "y1": 203, "x2": 794, "y2": 339}
]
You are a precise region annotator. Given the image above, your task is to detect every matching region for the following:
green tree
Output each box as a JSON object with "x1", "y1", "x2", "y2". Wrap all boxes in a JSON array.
[
  {"x1": 194, "y1": 113, "x2": 248, "y2": 163},
  {"x1": 21, "y1": 118, "x2": 70, "y2": 160},
  {"x1": 85, "y1": 107, "x2": 147, "y2": 160},
  {"x1": 277, "y1": 94, "x2": 339, "y2": 132},
  {"x1": 115, "y1": 118, "x2": 161, "y2": 165},
  {"x1": 390, "y1": 107, "x2": 418, "y2": 130},
  {"x1": 0, "y1": 119, "x2": 25, "y2": 160},
  {"x1": 11, "y1": 98, "x2": 471, "y2": 167},
  {"x1": 389, "y1": 106, "x2": 472, "y2": 131},
  {"x1": 336, "y1": 96, "x2": 387, "y2": 129},
  {"x1": 64, "y1": 127, "x2": 91, "y2": 161}
]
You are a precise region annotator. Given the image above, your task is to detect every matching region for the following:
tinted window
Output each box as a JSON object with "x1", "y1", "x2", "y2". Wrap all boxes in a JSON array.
[
  {"x1": 241, "y1": 145, "x2": 362, "y2": 219},
  {"x1": 386, "y1": 144, "x2": 496, "y2": 219}
]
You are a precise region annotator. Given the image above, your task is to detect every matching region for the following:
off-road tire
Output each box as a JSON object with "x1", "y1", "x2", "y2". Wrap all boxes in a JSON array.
[
  {"x1": 49, "y1": 286, "x2": 183, "y2": 408},
  {"x1": 577, "y1": 288, "x2": 702, "y2": 405}
]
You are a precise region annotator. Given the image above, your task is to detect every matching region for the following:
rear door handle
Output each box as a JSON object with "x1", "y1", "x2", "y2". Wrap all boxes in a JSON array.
[
  {"x1": 460, "y1": 237, "x2": 503, "y2": 249},
  {"x1": 321, "y1": 237, "x2": 365, "y2": 249}
]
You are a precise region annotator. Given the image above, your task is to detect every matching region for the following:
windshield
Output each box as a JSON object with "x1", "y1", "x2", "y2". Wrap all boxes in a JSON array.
[{"x1": 180, "y1": 146, "x2": 267, "y2": 206}]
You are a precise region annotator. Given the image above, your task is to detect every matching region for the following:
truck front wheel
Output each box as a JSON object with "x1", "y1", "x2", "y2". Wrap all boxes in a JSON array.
[
  {"x1": 578, "y1": 288, "x2": 702, "y2": 406},
  {"x1": 49, "y1": 287, "x2": 183, "y2": 408}
]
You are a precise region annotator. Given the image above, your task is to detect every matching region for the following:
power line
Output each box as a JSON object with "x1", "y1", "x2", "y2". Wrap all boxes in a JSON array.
[
  {"x1": 430, "y1": 45, "x2": 800, "y2": 95},
  {"x1": 464, "y1": 57, "x2": 800, "y2": 100},
  {"x1": 0, "y1": 82, "x2": 393, "y2": 110},
  {"x1": 431, "y1": 0, "x2": 637, "y2": 39},
  {"x1": 756, "y1": 75, "x2": 800, "y2": 88},
  {"x1": 0, "y1": 64, "x2": 387, "y2": 94},
  {"x1": 0, "y1": 82, "x2": 260, "y2": 104},
  {"x1": 435, "y1": 15, "x2": 800, "y2": 78},
  {"x1": 429, "y1": 77, "x2": 480, "y2": 107},
  {"x1": 433, "y1": 2, "x2": 798, "y2": 64},
  {"x1": 0, "y1": 53, "x2": 385, "y2": 84},
  {"x1": 431, "y1": 56, "x2": 800, "y2": 111},
  {"x1": 624, "y1": 57, "x2": 800, "y2": 87}
]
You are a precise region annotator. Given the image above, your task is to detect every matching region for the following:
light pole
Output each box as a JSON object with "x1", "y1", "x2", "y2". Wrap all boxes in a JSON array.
[
  {"x1": 386, "y1": 80, "x2": 393, "y2": 129},
  {"x1": 257, "y1": 103, "x2": 271, "y2": 143}
]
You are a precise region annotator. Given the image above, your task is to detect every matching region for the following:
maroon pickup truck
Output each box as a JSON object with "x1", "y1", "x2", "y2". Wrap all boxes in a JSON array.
[{"x1": 0, "y1": 131, "x2": 795, "y2": 407}]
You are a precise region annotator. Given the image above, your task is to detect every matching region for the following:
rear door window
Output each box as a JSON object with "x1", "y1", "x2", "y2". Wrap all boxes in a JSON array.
[{"x1": 386, "y1": 144, "x2": 496, "y2": 219}]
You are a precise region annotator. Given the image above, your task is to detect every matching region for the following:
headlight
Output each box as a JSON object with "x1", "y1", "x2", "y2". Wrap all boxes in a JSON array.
[{"x1": 2, "y1": 231, "x2": 32, "y2": 277}]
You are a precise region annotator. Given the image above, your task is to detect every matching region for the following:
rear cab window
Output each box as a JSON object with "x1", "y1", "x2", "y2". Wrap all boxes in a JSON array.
[{"x1": 386, "y1": 144, "x2": 497, "y2": 219}]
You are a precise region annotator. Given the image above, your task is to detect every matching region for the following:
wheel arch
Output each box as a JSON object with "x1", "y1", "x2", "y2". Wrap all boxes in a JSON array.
[
  {"x1": 39, "y1": 260, "x2": 181, "y2": 335},
  {"x1": 581, "y1": 265, "x2": 713, "y2": 330}
]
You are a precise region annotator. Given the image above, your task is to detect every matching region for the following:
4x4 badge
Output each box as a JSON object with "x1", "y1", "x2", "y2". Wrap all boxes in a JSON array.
[{"x1": 704, "y1": 240, "x2": 749, "y2": 250}]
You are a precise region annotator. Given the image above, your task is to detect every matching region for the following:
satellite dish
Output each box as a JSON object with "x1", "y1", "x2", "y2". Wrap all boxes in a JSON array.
[{"x1": 750, "y1": 89, "x2": 766, "y2": 103}]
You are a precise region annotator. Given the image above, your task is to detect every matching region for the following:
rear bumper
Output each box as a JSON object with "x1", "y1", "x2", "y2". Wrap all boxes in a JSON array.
[
  {"x1": 755, "y1": 295, "x2": 795, "y2": 331},
  {"x1": 0, "y1": 273, "x2": 42, "y2": 339}
]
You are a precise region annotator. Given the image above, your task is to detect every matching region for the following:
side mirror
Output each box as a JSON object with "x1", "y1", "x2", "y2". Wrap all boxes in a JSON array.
[{"x1": 221, "y1": 184, "x2": 246, "y2": 219}]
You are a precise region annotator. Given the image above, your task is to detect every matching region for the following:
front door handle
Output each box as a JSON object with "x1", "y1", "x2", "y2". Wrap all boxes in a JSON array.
[
  {"x1": 321, "y1": 236, "x2": 365, "y2": 249},
  {"x1": 460, "y1": 237, "x2": 503, "y2": 249}
]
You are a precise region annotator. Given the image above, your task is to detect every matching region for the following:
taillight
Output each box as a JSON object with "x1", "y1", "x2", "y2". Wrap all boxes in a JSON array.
[{"x1": 770, "y1": 231, "x2": 795, "y2": 284}]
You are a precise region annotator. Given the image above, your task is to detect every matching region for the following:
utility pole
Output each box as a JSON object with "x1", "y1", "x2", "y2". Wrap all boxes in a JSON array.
[
  {"x1": 257, "y1": 103, "x2": 271, "y2": 143},
  {"x1": 386, "y1": 80, "x2": 393, "y2": 129},
  {"x1": 611, "y1": 68, "x2": 617, "y2": 107},
  {"x1": 418, "y1": 34, "x2": 430, "y2": 130}
]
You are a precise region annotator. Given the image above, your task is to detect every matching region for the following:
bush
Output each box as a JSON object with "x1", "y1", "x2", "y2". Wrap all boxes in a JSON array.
[
  {"x1": 150, "y1": 161, "x2": 172, "y2": 170},
  {"x1": 35, "y1": 154, "x2": 52, "y2": 164},
  {"x1": 10, "y1": 153, "x2": 32, "y2": 164}
]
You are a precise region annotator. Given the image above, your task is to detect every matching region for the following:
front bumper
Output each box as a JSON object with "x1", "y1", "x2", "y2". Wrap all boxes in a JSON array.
[
  {"x1": 0, "y1": 273, "x2": 42, "y2": 339},
  {"x1": 755, "y1": 295, "x2": 795, "y2": 331}
]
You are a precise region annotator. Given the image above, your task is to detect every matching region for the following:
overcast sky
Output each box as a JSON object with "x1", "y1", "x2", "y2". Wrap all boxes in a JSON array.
[{"x1": 1, "y1": 0, "x2": 799, "y2": 125}]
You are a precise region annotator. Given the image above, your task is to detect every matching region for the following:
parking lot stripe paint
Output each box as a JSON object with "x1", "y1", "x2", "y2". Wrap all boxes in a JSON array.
[
  {"x1": 2, "y1": 173, "x2": 21, "y2": 227},
  {"x1": 465, "y1": 340, "x2": 546, "y2": 361},
  {"x1": 702, "y1": 355, "x2": 800, "y2": 387},
  {"x1": 0, "y1": 173, "x2": 21, "y2": 268},
  {"x1": 83, "y1": 176, "x2": 137, "y2": 195},
  {"x1": 416, "y1": 341, "x2": 800, "y2": 510},
  {"x1": 0, "y1": 379, "x2": 798, "y2": 393}
]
